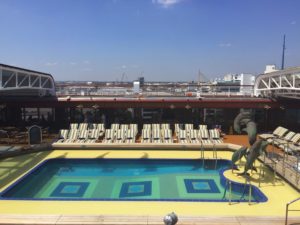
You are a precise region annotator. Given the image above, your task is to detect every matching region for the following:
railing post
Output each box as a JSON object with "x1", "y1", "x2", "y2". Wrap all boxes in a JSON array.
[
  {"x1": 285, "y1": 197, "x2": 300, "y2": 225},
  {"x1": 229, "y1": 181, "x2": 232, "y2": 205},
  {"x1": 285, "y1": 203, "x2": 289, "y2": 225},
  {"x1": 248, "y1": 182, "x2": 252, "y2": 205},
  {"x1": 200, "y1": 143, "x2": 204, "y2": 167},
  {"x1": 258, "y1": 164, "x2": 263, "y2": 187},
  {"x1": 296, "y1": 156, "x2": 299, "y2": 184}
]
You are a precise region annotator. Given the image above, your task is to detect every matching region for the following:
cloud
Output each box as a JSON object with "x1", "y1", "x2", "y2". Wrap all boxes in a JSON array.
[
  {"x1": 69, "y1": 62, "x2": 77, "y2": 66},
  {"x1": 152, "y1": 0, "x2": 183, "y2": 8},
  {"x1": 291, "y1": 21, "x2": 296, "y2": 25},
  {"x1": 218, "y1": 43, "x2": 232, "y2": 48},
  {"x1": 45, "y1": 62, "x2": 57, "y2": 66},
  {"x1": 83, "y1": 60, "x2": 90, "y2": 64},
  {"x1": 121, "y1": 65, "x2": 127, "y2": 69}
]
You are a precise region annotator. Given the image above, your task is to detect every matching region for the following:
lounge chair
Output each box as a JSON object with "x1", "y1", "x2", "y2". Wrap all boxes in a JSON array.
[
  {"x1": 78, "y1": 129, "x2": 88, "y2": 140},
  {"x1": 111, "y1": 123, "x2": 119, "y2": 130},
  {"x1": 209, "y1": 129, "x2": 223, "y2": 143},
  {"x1": 104, "y1": 129, "x2": 115, "y2": 143},
  {"x1": 58, "y1": 129, "x2": 69, "y2": 140},
  {"x1": 199, "y1": 124, "x2": 207, "y2": 130},
  {"x1": 198, "y1": 129, "x2": 211, "y2": 144},
  {"x1": 68, "y1": 129, "x2": 79, "y2": 140},
  {"x1": 279, "y1": 133, "x2": 300, "y2": 153},
  {"x1": 78, "y1": 123, "x2": 88, "y2": 131},
  {"x1": 259, "y1": 126, "x2": 289, "y2": 140},
  {"x1": 152, "y1": 129, "x2": 161, "y2": 143},
  {"x1": 189, "y1": 129, "x2": 199, "y2": 143},
  {"x1": 89, "y1": 129, "x2": 100, "y2": 140},
  {"x1": 143, "y1": 124, "x2": 151, "y2": 130},
  {"x1": 70, "y1": 123, "x2": 78, "y2": 130},
  {"x1": 60, "y1": 129, "x2": 78, "y2": 143},
  {"x1": 178, "y1": 130, "x2": 188, "y2": 144},
  {"x1": 174, "y1": 123, "x2": 181, "y2": 136},
  {"x1": 185, "y1": 123, "x2": 193, "y2": 131},
  {"x1": 162, "y1": 129, "x2": 172, "y2": 143},
  {"x1": 129, "y1": 124, "x2": 138, "y2": 135},
  {"x1": 115, "y1": 129, "x2": 125, "y2": 143},
  {"x1": 161, "y1": 123, "x2": 170, "y2": 129},
  {"x1": 96, "y1": 123, "x2": 105, "y2": 137},
  {"x1": 141, "y1": 129, "x2": 151, "y2": 143},
  {"x1": 272, "y1": 131, "x2": 295, "y2": 145},
  {"x1": 125, "y1": 129, "x2": 136, "y2": 143}
]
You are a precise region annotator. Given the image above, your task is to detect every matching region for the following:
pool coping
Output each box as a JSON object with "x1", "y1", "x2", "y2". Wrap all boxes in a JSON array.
[{"x1": 51, "y1": 142, "x2": 242, "y2": 151}]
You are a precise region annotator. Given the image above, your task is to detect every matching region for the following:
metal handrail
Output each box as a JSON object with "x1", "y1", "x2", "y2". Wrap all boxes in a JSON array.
[
  {"x1": 229, "y1": 180, "x2": 232, "y2": 205},
  {"x1": 200, "y1": 142, "x2": 204, "y2": 166},
  {"x1": 285, "y1": 197, "x2": 300, "y2": 225},
  {"x1": 213, "y1": 143, "x2": 218, "y2": 169},
  {"x1": 222, "y1": 179, "x2": 232, "y2": 204},
  {"x1": 248, "y1": 181, "x2": 252, "y2": 205}
]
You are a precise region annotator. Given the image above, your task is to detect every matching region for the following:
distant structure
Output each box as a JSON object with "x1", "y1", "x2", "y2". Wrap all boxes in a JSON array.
[
  {"x1": 215, "y1": 73, "x2": 255, "y2": 95},
  {"x1": 137, "y1": 77, "x2": 144, "y2": 86},
  {"x1": 281, "y1": 34, "x2": 286, "y2": 70},
  {"x1": 254, "y1": 65, "x2": 300, "y2": 99},
  {"x1": 0, "y1": 64, "x2": 56, "y2": 97},
  {"x1": 133, "y1": 81, "x2": 140, "y2": 94},
  {"x1": 264, "y1": 65, "x2": 278, "y2": 74}
]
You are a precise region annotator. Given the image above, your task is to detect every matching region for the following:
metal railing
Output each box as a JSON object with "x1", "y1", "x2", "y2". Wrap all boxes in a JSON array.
[
  {"x1": 55, "y1": 84, "x2": 255, "y2": 98},
  {"x1": 239, "y1": 177, "x2": 253, "y2": 204},
  {"x1": 213, "y1": 143, "x2": 218, "y2": 169},
  {"x1": 222, "y1": 179, "x2": 232, "y2": 204},
  {"x1": 285, "y1": 197, "x2": 300, "y2": 225},
  {"x1": 200, "y1": 142, "x2": 205, "y2": 166}
]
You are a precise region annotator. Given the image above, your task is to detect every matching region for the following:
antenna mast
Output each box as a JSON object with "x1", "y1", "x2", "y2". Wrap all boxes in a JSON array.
[{"x1": 281, "y1": 34, "x2": 286, "y2": 70}]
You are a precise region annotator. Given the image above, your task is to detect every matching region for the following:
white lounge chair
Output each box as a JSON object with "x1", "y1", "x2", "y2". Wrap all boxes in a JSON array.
[
  {"x1": 209, "y1": 129, "x2": 223, "y2": 143},
  {"x1": 259, "y1": 126, "x2": 289, "y2": 140},
  {"x1": 198, "y1": 129, "x2": 211, "y2": 144}
]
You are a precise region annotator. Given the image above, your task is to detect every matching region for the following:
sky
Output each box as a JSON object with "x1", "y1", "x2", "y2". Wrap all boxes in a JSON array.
[{"x1": 0, "y1": 0, "x2": 300, "y2": 82}]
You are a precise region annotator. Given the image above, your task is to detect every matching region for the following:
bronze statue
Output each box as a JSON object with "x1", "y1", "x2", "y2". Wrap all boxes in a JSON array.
[{"x1": 233, "y1": 111, "x2": 257, "y2": 145}]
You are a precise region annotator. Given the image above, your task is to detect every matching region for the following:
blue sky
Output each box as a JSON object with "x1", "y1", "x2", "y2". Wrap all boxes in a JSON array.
[{"x1": 0, "y1": 0, "x2": 299, "y2": 81}]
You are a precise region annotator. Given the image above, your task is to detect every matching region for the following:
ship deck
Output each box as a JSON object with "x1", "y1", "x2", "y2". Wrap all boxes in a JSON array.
[{"x1": 0, "y1": 135, "x2": 299, "y2": 224}]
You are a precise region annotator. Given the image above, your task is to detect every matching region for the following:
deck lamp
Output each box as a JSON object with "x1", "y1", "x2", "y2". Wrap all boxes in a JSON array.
[{"x1": 163, "y1": 212, "x2": 178, "y2": 225}]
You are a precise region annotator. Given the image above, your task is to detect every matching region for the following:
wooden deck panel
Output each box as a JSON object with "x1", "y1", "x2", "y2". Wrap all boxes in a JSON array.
[{"x1": 0, "y1": 215, "x2": 299, "y2": 225}]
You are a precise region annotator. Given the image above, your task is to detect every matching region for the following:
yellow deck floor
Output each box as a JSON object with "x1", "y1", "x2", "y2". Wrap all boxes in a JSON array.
[{"x1": 0, "y1": 149, "x2": 299, "y2": 217}]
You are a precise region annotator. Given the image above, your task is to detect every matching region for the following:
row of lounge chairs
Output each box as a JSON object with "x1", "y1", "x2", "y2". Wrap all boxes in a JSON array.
[
  {"x1": 177, "y1": 128, "x2": 222, "y2": 144},
  {"x1": 140, "y1": 123, "x2": 222, "y2": 144},
  {"x1": 102, "y1": 124, "x2": 138, "y2": 143},
  {"x1": 259, "y1": 126, "x2": 300, "y2": 153},
  {"x1": 57, "y1": 123, "x2": 105, "y2": 143},
  {"x1": 56, "y1": 123, "x2": 223, "y2": 144},
  {"x1": 141, "y1": 127, "x2": 173, "y2": 143}
]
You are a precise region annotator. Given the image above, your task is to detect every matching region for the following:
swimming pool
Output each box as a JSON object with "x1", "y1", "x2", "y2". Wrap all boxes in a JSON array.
[{"x1": 0, "y1": 158, "x2": 267, "y2": 202}]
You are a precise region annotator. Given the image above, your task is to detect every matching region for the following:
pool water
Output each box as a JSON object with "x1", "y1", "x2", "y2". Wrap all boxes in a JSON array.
[{"x1": 0, "y1": 158, "x2": 267, "y2": 202}]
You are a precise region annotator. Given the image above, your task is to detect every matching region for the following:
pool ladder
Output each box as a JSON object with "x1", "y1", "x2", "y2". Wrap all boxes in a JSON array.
[
  {"x1": 213, "y1": 143, "x2": 218, "y2": 169},
  {"x1": 223, "y1": 178, "x2": 253, "y2": 205},
  {"x1": 222, "y1": 180, "x2": 233, "y2": 205},
  {"x1": 200, "y1": 142, "x2": 204, "y2": 166},
  {"x1": 240, "y1": 177, "x2": 253, "y2": 204},
  {"x1": 200, "y1": 143, "x2": 218, "y2": 169}
]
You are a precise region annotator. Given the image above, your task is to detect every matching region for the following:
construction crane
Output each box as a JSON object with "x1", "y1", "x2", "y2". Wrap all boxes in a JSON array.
[
  {"x1": 198, "y1": 70, "x2": 208, "y2": 85},
  {"x1": 281, "y1": 34, "x2": 286, "y2": 70},
  {"x1": 120, "y1": 72, "x2": 128, "y2": 83}
]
